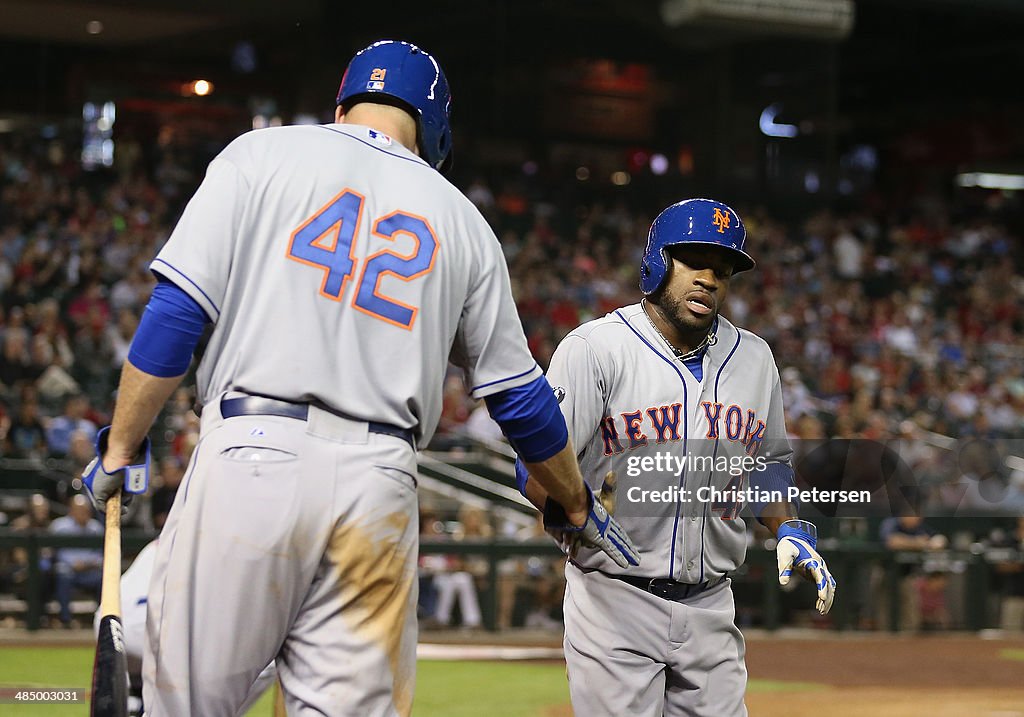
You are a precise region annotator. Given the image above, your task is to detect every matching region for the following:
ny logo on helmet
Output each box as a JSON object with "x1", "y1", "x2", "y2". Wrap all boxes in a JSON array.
[{"x1": 712, "y1": 207, "x2": 731, "y2": 234}]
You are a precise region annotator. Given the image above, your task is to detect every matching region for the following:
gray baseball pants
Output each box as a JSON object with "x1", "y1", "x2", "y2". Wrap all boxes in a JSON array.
[
  {"x1": 143, "y1": 398, "x2": 419, "y2": 716},
  {"x1": 563, "y1": 562, "x2": 748, "y2": 717}
]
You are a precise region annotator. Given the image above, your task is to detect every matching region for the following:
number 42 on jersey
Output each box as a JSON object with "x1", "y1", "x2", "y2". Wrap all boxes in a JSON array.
[{"x1": 286, "y1": 188, "x2": 439, "y2": 329}]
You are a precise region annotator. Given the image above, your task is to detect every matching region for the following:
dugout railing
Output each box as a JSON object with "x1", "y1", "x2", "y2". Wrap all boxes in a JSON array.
[{"x1": 0, "y1": 529, "x2": 1019, "y2": 633}]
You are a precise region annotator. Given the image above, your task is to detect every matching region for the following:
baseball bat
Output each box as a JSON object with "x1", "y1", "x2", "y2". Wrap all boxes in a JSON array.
[
  {"x1": 90, "y1": 492, "x2": 128, "y2": 717},
  {"x1": 273, "y1": 676, "x2": 287, "y2": 716}
]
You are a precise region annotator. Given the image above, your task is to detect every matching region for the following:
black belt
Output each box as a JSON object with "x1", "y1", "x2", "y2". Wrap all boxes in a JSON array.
[
  {"x1": 220, "y1": 396, "x2": 416, "y2": 450},
  {"x1": 603, "y1": 572, "x2": 725, "y2": 602}
]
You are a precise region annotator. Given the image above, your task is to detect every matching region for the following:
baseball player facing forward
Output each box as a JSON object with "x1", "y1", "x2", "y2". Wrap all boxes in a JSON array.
[
  {"x1": 518, "y1": 199, "x2": 836, "y2": 716},
  {"x1": 82, "y1": 40, "x2": 637, "y2": 716}
]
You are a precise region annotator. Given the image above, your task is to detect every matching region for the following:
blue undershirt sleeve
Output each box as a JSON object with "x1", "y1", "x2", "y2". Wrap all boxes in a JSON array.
[
  {"x1": 484, "y1": 375, "x2": 568, "y2": 464},
  {"x1": 127, "y1": 278, "x2": 211, "y2": 378},
  {"x1": 514, "y1": 458, "x2": 531, "y2": 496}
]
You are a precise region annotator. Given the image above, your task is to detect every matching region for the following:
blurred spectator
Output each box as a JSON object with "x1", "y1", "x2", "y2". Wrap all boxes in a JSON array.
[
  {"x1": 109, "y1": 266, "x2": 154, "y2": 314},
  {"x1": 832, "y1": 221, "x2": 865, "y2": 279},
  {"x1": 463, "y1": 402, "x2": 505, "y2": 445},
  {"x1": 50, "y1": 494, "x2": 103, "y2": 627},
  {"x1": 45, "y1": 394, "x2": 97, "y2": 458},
  {"x1": 32, "y1": 334, "x2": 80, "y2": 404},
  {"x1": 417, "y1": 505, "x2": 442, "y2": 621},
  {"x1": 8, "y1": 493, "x2": 52, "y2": 531},
  {"x1": 67, "y1": 428, "x2": 97, "y2": 471},
  {"x1": 4, "y1": 494, "x2": 54, "y2": 604},
  {"x1": 458, "y1": 505, "x2": 493, "y2": 558},
  {"x1": 429, "y1": 517, "x2": 484, "y2": 630},
  {"x1": 437, "y1": 373, "x2": 473, "y2": 438},
  {"x1": 107, "y1": 309, "x2": 140, "y2": 368},
  {"x1": 780, "y1": 367, "x2": 819, "y2": 420},
  {"x1": 70, "y1": 322, "x2": 116, "y2": 407},
  {"x1": 496, "y1": 512, "x2": 566, "y2": 631},
  {"x1": 0, "y1": 328, "x2": 34, "y2": 391},
  {"x1": 150, "y1": 456, "x2": 186, "y2": 530},
  {"x1": 465, "y1": 177, "x2": 495, "y2": 216},
  {"x1": 916, "y1": 570, "x2": 951, "y2": 630},
  {"x1": 522, "y1": 556, "x2": 565, "y2": 630},
  {"x1": 170, "y1": 411, "x2": 200, "y2": 465},
  {"x1": 993, "y1": 517, "x2": 1024, "y2": 632},
  {"x1": 67, "y1": 280, "x2": 110, "y2": 330},
  {"x1": 0, "y1": 399, "x2": 11, "y2": 451},
  {"x1": 458, "y1": 506, "x2": 493, "y2": 541},
  {"x1": 6, "y1": 398, "x2": 46, "y2": 458},
  {"x1": 34, "y1": 299, "x2": 74, "y2": 368},
  {"x1": 875, "y1": 516, "x2": 949, "y2": 631}
]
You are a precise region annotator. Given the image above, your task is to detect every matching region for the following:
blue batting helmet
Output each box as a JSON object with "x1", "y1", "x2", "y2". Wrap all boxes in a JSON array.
[
  {"x1": 337, "y1": 40, "x2": 453, "y2": 173},
  {"x1": 639, "y1": 198, "x2": 754, "y2": 295}
]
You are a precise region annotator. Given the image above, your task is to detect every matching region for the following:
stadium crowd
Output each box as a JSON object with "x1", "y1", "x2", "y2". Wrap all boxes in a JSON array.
[
  {"x1": 460, "y1": 179, "x2": 1024, "y2": 443},
  {"x1": 1, "y1": 131, "x2": 1022, "y2": 629}
]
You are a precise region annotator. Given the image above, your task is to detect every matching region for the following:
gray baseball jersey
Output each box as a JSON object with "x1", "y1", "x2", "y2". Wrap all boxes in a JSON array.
[
  {"x1": 152, "y1": 123, "x2": 540, "y2": 446},
  {"x1": 548, "y1": 302, "x2": 792, "y2": 581},
  {"x1": 550, "y1": 302, "x2": 791, "y2": 717},
  {"x1": 142, "y1": 123, "x2": 539, "y2": 716}
]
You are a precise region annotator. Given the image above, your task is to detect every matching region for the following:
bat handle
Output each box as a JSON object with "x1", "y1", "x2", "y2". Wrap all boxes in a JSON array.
[{"x1": 99, "y1": 492, "x2": 122, "y2": 618}]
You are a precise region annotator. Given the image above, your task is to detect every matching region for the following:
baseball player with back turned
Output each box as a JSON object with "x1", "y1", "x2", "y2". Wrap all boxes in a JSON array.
[
  {"x1": 517, "y1": 199, "x2": 836, "y2": 716},
  {"x1": 81, "y1": 39, "x2": 638, "y2": 716}
]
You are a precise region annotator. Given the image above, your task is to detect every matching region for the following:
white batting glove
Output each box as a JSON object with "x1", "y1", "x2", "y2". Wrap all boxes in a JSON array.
[{"x1": 776, "y1": 519, "x2": 836, "y2": 615}]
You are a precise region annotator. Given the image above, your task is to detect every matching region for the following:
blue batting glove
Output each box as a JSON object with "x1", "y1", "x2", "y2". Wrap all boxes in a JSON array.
[
  {"x1": 82, "y1": 427, "x2": 151, "y2": 514},
  {"x1": 776, "y1": 519, "x2": 837, "y2": 615},
  {"x1": 544, "y1": 481, "x2": 640, "y2": 569}
]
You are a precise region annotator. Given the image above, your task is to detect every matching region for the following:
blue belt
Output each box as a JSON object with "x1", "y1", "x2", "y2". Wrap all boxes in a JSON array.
[{"x1": 220, "y1": 396, "x2": 416, "y2": 450}]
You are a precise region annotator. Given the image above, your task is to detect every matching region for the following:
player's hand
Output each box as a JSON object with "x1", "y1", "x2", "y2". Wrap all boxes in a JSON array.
[
  {"x1": 544, "y1": 476, "x2": 640, "y2": 569},
  {"x1": 82, "y1": 427, "x2": 152, "y2": 514},
  {"x1": 546, "y1": 471, "x2": 618, "y2": 560},
  {"x1": 776, "y1": 519, "x2": 836, "y2": 615},
  {"x1": 544, "y1": 475, "x2": 614, "y2": 553}
]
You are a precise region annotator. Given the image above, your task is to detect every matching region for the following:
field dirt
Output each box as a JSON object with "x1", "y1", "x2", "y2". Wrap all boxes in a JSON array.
[
  {"x1": 546, "y1": 635, "x2": 1024, "y2": 717},
  {"x1": 745, "y1": 636, "x2": 1024, "y2": 717}
]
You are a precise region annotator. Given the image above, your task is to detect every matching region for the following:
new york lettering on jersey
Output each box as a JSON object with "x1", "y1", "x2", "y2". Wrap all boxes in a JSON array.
[{"x1": 599, "y1": 401, "x2": 766, "y2": 456}]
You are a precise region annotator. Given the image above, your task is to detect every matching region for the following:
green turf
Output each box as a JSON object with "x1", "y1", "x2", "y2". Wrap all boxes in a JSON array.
[
  {"x1": 0, "y1": 647, "x2": 93, "y2": 687},
  {"x1": 416, "y1": 661, "x2": 569, "y2": 717},
  {"x1": 0, "y1": 646, "x2": 271, "y2": 717},
  {"x1": 0, "y1": 646, "x2": 827, "y2": 716},
  {"x1": 747, "y1": 679, "x2": 828, "y2": 693},
  {"x1": 0, "y1": 648, "x2": 569, "y2": 717},
  {"x1": 0, "y1": 647, "x2": 94, "y2": 716},
  {"x1": 1000, "y1": 648, "x2": 1024, "y2": 662}
]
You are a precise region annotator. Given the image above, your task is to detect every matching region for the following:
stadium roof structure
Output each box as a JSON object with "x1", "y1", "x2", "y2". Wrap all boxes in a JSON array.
[{"x1": 0, "y1": 0, "x2": 1021, "y2": 191}]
